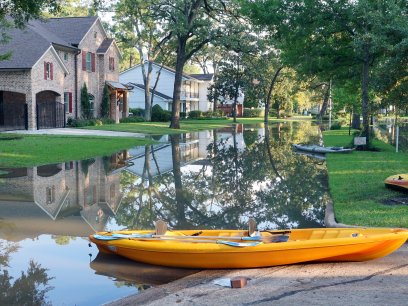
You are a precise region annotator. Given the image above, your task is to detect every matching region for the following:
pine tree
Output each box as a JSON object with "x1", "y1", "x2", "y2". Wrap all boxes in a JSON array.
[
  {"x1": 81, "y1": 83, "x2": 91, "y2": 119},
  {"x1": 101, "y1": 85, "x2": 110, "y2": 118}
]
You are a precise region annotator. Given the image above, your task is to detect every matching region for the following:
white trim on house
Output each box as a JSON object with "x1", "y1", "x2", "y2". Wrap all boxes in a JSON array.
[
  {"x1": 121, "y1": 62, "x2": 203, "y2": 82},
  {"x1": 33, "y1": 45, "x2": 70, "y2": 75}
]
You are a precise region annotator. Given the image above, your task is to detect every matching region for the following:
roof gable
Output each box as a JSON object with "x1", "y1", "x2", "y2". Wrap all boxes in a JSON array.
[
  {"x1": 41, "y1": 16, "x2": 99, "y2": 46},
  {"x1": 128, "y1": 83, "x2": 172, "y2": 100},
  {"x1": 121, "y1": 62, "x2": 201, "y2": 81}
]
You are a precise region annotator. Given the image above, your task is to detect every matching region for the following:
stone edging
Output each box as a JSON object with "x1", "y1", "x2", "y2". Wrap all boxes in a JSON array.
[{"x1": 324, "y1": 200, "x2": 360, "y2": 228}]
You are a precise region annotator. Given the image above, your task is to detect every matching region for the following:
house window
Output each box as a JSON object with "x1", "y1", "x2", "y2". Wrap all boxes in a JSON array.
[
  {"x1": 94, "y1": 31, "x2": 97, "y2": 39},
  {"x1": 64, "y1": 52, "x2": 68, "y2": 61},
  {"x1": 86, "y1": 53, "x2": 92, "y2": 71},
  {"x1": 109, "y1": 57, "x2": 115, "y2": 71},
  {"x1": 64, "y1": 92, "x2": 69, "y2": 113},
  {"x1": 89, "y1": 94, "x2": 95, "y2": 116},
  {"x1": 44, "y1": 62, "x2": 53, "y2": 80},
  {"x1": 64, "y1": 92, "x2": 72, "y2": 113},
  {"x1": 46, "y1": 186, "x2": 55, "y2": 204}
]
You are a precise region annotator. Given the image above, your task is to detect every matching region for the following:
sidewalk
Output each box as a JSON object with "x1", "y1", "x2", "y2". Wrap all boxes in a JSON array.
[
  {"x1": 107, "y1": 244, "x2": 408, "y2": 306},
  {"x1": 5, "y1": 128, "x2": 145, "y2": 138}
]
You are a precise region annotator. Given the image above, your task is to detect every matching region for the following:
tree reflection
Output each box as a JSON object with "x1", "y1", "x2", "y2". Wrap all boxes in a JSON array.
[
  {"x1": 0, "y1": 241, "x2": 53, "y2": 306},
  {"x1": 116, "y1": 122, "x2": 327, "y2": 231}
]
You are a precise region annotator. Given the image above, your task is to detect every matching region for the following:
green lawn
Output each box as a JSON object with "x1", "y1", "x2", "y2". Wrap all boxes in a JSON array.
[
  {"x1": 83, "y1": 116, "x2": 313, "y2": 135},
  {"x1": 0, "y1": 134, "x2": 153, "y2": 168},
  {"x1": 323, "y1": 129, "x2": 408, "y2": 227}
]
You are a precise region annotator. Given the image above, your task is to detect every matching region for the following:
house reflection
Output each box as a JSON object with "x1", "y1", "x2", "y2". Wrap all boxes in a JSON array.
[{"x1": 0, "y1": 152, "x2": 127, "y2": 241}]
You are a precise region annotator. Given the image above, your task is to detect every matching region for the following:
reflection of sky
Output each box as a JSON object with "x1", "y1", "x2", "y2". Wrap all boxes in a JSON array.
[{"x1": 5, "y1": 235, "x2": 137, "y2": 306}]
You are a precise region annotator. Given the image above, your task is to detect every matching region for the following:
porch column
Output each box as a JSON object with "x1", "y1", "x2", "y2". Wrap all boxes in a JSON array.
[
  {"x1": 28, "y1": 90, "x2": 36, "y2": 130},
  {"x1": 122, "y1": 91, "x2": 129, "y2": 118},
  {"x1": 110, "y1": 91, "x2": 118, "y2": 123}
]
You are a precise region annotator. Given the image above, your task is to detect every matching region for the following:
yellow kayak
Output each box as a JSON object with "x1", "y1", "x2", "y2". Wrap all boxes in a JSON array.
[
  {"x1": 89, "y1": 228, "x2": 408, "y2": 269},
  {"x1": 385, "y1": 174, "x2": 408, "y2": 192}
]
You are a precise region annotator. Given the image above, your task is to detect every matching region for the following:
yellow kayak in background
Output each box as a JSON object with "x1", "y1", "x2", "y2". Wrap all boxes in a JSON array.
[
  {"x1": 385, "y1": 174, "x2": 408, "y2": 192},
  {"x1": 89, "y1": 228, "x2": 408, "y2": 269}
]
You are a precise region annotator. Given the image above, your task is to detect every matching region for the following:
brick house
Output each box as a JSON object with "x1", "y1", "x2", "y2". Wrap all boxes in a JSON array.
[{"x1": 0, "y1": 16, "x2": 128, "y2": 131}]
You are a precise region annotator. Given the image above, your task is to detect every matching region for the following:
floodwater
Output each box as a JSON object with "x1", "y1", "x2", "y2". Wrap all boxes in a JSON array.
[{"x1": 0, "y1": 121, "x2": 331, "y2": 305}]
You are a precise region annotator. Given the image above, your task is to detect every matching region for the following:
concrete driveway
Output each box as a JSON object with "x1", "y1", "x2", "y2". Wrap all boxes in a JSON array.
[
  {"x1": 5, "y1": 128, "x2": 145, "y2": 138},
  {"x1": 108, "y1": 244, "x2": 408, "y2": 306}
]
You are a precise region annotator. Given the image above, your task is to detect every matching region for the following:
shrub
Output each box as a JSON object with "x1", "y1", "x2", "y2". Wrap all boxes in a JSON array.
[
  {"x1": 129, "y1": 108, "x2": 145, "y2": 117},
  {"x1": 101, "y1": 85, "x2": 110, "y2": 118},
  {"x1": 189, "y1": 110, "x2": 203, "y2": 119},
  {"x1": 180, "y1": 112, "x2": 186, "y2": 119},
  {"x1": 101, "y1": 118, "x2": 115, "y2": 125},
  {"x1": 330, "y1": 121, "x2": 342, "y2": 130},
  {"x1": 151, "y1": 104, "x2": 171, "y2": 122},
  {"x1": 67, "y1": 117, "x2": 115, "y2": 127},
  {"x1": 243, "y1": 108, "x2": 264, "y2": 118},
  {"x1": 120, "y1": 116, "x2": 145, "y2": 123}
]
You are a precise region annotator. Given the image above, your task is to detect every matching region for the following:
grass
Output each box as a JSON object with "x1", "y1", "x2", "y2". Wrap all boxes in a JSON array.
[
  {"x1": 0, "y1": 134, "x2": 154, "y2": 168},
  {"x1": 323, "y1": 128, "x2": 408, "y2": 227},
  {"x1": 83, "y1": 116, "x2": 313, "y2": 135}
]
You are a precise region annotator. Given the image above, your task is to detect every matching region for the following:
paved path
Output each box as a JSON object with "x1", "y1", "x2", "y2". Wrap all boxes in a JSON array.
[
  {"x1": 107, "y1": 244, "x2": 408, "y2": 306},
  {"x1": 5, "y1": 128, "x2": 145, "y2": 138}
]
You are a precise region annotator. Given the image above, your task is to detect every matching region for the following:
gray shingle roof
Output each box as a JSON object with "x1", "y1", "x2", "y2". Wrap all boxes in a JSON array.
[
  {"x1": 97, "y1": 38, "x2": 114, "y2": 54},
  {"x1": 129, "y1": 83, "x2": 173, "y2": 100},
  {"x1": 189, "y1": 73, "x2": 214, "y2": 81},
  {"x1": 0, "y1": 16, "x2": 98, "y2": 70},
  {"x1": 42, "y1": 16, "x2": 98, "y2": 46},
  {"x1": 0, "y1": 24, "x2": 55, "y2": 69}
]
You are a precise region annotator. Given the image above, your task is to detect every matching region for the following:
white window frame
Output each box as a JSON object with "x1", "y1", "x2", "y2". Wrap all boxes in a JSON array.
[
  {"x1": 64, "y1": 92, "x2": 70, "y2": 113},
  {"x1": 86, "y1": 52, "x2": 92, "y2": 71}
]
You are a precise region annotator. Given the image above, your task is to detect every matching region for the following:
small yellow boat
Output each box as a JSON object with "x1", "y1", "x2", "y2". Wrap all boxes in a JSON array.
[
  {"x1": 89, "y1": 228, "x2": 408, "y2": 269},
  {"x1": 385, "y1": 174, "x2": 408, "y2": 192}
]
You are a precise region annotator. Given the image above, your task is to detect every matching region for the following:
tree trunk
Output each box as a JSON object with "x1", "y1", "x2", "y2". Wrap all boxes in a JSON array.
[
  {"x1": 352, "y1": 113, "x2": 361, "y2": 129},
  {"x1": 361, "y1": 45, "x2": 371, "y2": 144},
  {"x1": 233, "y1": 83, "x2": 239, "y2": 123},
  {"x1": 170, "y1": 134, "x2": 187, "y2": 227},
  {"x1": 276, "y1": 103, "x2": 280, "y2": 119},
  {"x1": 318, "y1": 83, "x2": 330, "y2": 120},
  {"x1": 264, "y1": 66, "x2": 283, "y2": 123},
  {"x1": 170, "y1": 40, "x2": 186, "y2": 129},
  {"x1": 143, "y1": 61, "x2": 153, "y2": 121}
]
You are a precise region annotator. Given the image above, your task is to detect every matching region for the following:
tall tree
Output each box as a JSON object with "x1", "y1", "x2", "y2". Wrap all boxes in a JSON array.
[
  {"x1": 113, "y1": 0, "x2": 173, "y2": 121},
  {"x1": 243, "y1": 0, "x2": 408, "y2": 145},
  {"x1": 151, "y1": 0, "x2": 237, "y2": 129}
]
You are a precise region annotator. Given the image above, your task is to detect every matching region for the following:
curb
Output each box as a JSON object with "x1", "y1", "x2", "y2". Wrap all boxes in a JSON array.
[{"x1": 324, "y1": 200, "x2": 360, "y2": 228}]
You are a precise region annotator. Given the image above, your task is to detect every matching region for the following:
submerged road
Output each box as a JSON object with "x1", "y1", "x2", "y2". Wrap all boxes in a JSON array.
[{"x1": 107, "y1": 244, "x2": 408, "y2": 306}]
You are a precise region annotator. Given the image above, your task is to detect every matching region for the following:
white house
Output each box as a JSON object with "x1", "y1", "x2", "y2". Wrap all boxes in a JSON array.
[
  {"x1": 120, "y1": 61, "x2": 245, "y2": 115},
  {"x1": 120, "y1": 62, "x2": 204, "y2": 113}
]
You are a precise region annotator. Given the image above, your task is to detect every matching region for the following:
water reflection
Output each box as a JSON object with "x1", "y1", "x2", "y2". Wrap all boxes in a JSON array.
[
  {"x1": 0, "y1": 153, "x2": 126, "y2": 241},
  {"x1": 0, "y1": 240, "x2": 53, "y2": 306},
  {"x1": 117, "y1": 122, "x2": 328, "y2": 231},
  {"x1": 0, "y1": 121, "x2": 329, "y2": 305}
]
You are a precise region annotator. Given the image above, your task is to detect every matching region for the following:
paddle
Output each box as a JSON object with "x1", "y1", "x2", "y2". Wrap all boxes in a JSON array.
[{"x1": 103, "y1": 231, "x2": 290, "y2": 243}]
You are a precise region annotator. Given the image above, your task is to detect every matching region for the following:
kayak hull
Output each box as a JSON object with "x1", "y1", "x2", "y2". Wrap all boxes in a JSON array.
[
  {"x1": 89, "y1": 228, "x2": 408, "y2": 269},
  {"x1": 293, "y1": 144, "x2": 354, "y2": 154},
  {"x1": 385, "y1": 174, "x2": 408, "y2": 192}
]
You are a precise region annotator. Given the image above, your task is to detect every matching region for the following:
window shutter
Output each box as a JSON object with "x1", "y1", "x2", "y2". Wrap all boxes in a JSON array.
[
  {"x1": 69, "y1": 92, "x2": 73, "y2": 113},
  {"x1": 44, "y1": 62, "x2": 47, "y2": 79},
  {"x1": 50, "y1": 63, "x2": 53, "y2": 80},
  {"x1": 91, "y1": 53, "x2": 95, "y2": 72},
  {"x1": 82, "y1": 51, "x2": 86, "y2": 71}
]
